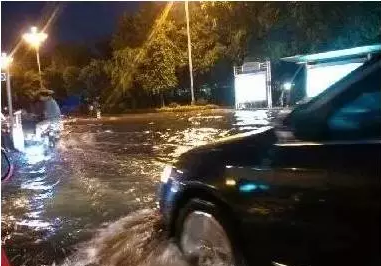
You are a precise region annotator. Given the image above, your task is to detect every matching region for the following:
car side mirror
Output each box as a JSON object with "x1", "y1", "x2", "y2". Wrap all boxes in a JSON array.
[{"x1": 1, "y1": 149, "x2": 13, "y2": 181}]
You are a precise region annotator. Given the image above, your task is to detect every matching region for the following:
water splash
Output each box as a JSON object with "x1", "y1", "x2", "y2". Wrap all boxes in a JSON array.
[{"x1": 59, "y1": 209, "x2": 188, "y2": 266}]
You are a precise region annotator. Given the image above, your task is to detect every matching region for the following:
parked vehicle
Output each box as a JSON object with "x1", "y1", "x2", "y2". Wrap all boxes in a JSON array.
[{"x1": 158, "y1": 56, "x2": 380, "y2": 266}]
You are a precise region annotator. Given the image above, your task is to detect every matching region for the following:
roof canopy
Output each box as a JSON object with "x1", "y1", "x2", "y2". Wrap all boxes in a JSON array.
[{"x1": 281, "y1": 44, "x2": 381, "y2": 64}]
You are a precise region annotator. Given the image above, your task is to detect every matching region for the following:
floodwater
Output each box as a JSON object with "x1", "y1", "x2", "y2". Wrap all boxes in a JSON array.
[{"x1": 1, "y1": 109, "x2": 278, "y2": 266}]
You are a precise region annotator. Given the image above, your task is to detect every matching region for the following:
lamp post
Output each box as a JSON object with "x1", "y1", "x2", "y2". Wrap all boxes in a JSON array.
[
  {"x1": 184, "y1": 1, "x2": 195, "y2": 105},
  {"x1": 22, "y1": 26, "x2": 47, "y2": 90},
  {"x1": 1, "y1": 52, "x2": 14, "y2": 126}
]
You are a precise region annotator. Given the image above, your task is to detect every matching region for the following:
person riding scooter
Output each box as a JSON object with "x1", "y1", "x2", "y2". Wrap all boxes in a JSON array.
[
  {"x1": 34, "y1": 90, "x2": 62, "y2": 141},
  {"x1": 22, "y1": 89, "x2": 62, "y2": 148}
]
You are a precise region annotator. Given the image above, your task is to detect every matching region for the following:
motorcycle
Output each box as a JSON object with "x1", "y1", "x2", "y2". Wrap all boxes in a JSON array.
[
  {"x1": 24, "y1": 120, "x2": 63, "y2": 152},
  {"x1": 41, "y1": 125, "x2": 61, "y2": 149}
]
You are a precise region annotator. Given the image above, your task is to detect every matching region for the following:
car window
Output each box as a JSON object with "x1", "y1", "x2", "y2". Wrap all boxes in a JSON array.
[{"x1": 327, "y1": 69, "x2": 381, "y2": 140}]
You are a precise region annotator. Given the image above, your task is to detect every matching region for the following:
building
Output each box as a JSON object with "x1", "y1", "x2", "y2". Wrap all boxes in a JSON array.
[{"x1": 281, "y1": 44, "x2": 381, "y2": 99}]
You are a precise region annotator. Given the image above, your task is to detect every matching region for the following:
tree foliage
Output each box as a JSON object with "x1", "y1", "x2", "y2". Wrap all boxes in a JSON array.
[
  {"x1": 258, "y1": 2, "x2": 381, "y2": 59},
  {"x1": 7, "y1": 2, "x2": 380, "y2": 112},
  {"x1": 43, "y1": 66, "x2": 65, "y2": 99},
  {"x1": 135, "y1": 22, "x2": 184, "y2": 106},
  {"x1": 62, "y1": 66, "x2": 82, "y2": 95},
  {"x1": 51, "y1": 44, "x2": 93, "y2": 70},
  {"x1": 80, "y1": 59, "x2": 110, "y2": 100},
  {"x1": 112, "y1": 2, "x2": 166, "y2": 50}
]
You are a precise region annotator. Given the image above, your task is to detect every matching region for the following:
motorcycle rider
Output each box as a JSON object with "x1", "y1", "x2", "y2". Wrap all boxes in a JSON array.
[{"x1": 34, "y1": 89, "x2": 62, "y2": 141}]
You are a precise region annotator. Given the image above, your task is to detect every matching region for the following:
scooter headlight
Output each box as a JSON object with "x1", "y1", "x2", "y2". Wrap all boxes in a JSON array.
[
  {"x1": 25, "y1": 133, "x2": 34, "y2": 141},
  {"x1": 161, "y1": 165, "x2": 173, "y2": 183}
]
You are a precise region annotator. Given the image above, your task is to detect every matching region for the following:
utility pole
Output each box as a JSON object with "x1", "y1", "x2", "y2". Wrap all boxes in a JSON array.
[
  {"x1": 266, "y1": 60, "x2": 272, "y2": 108},
  {"x1": 36, "y1": 48, "x2": 43, "y2": 90},
  {"x1": 1, "y1": 53, "x2": 13, "y2": 126},
  {"x1": 23, "y1": 26, "x2": 47, "y2": 91},
  {"x1": 6, "y1": 70, "x2": 13, "y2": 126},
  {"x1": 185, "y1": 0, "x2": 195, "y2": 105}
]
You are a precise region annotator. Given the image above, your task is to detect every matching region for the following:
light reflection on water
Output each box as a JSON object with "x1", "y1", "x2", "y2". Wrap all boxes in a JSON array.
[{"x1": 1, "y1": 110, "x2": 276, "y2": 266}]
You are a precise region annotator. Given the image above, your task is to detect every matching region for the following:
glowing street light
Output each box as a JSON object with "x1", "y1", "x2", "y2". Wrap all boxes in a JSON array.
[
  {"x1": 23, "y1": 26, "x2": 48, "y2": 90},
  {"x1": 1, "y1": 52, "x2": 14, "y2": 126},
  {"x1": 283, "y1": 82, "x2": 292, "y2": 91},
  {"x1": 1, "y1": 52, "x2": 13, "y2": 70},
  {"x1": 22, "y1": 26, "x2": 48, "y2": 49}
]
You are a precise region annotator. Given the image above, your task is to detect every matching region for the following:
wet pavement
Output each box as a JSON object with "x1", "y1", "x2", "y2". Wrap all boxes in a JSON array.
[{"x1": 1, "y1": 109, "x2": 277, "y2": 266}]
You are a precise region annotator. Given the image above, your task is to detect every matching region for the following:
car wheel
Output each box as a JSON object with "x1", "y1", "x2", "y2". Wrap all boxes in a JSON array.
[{"x1": 175, "y1": 198, "x2": 245, "y2": 266}]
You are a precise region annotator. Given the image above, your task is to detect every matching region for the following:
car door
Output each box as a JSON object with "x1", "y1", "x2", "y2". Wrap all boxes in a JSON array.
[
  {"x1": 272, "y1": 62, "x2": 381, "y2": 266},
  {"x1": 261, "y1": 140, "x2": 333, "y2": 266},
  {"x1": 222, "y1": 132, "x2": 333, "y2": 266},
  {"x1": 267, "y1": 138, "x2": 380, "y2": 266},
  {"x1": 319, "y1": 69, "x2": 381, "y2": 266},
  {"x1": 232, "y1": 61, "x2": 380, "y2": 266}
]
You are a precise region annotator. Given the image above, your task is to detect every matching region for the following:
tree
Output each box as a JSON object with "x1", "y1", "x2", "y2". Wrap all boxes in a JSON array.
[
  {"x1": 11, "y1": 70, "x2": 41, "y2": 108},
  {"x1": 43, "y1": 66, "x2": 65, "y2": 100},
  {"x1": 111, "y1": 2, "x2": 166, "y2": 50},
  {"x1": 107, "y1": 2, "x2": 281, "y2": 107},
  {"x1": 80, "y1": 59, "x2": 110, "y2": 101},
  {"x1": 108, "y1": 3, "x2": 185, "y2": 108},
  {"x1": 327, "y1": 2, "x2": 381, "y2": 49},
  {"x1": 22, "y1": 71, "x2": 41, "y2": 97},
  {"x1": 135, "y1": 21, "x2": 184, "y2": 107},
  {"x1": 106, "y1": 47, "x2": 137, "y2": 103},
  {"x1": 107, "y1": 20, "x2": 184, "y2": 108},
  {"x1": 50, "y1": 44, "x2": 93, "y2": 71},
  {"x1": 189, "y1": 2, "x2": 279, "y2": 64},
  {"x1": 258, "y1": 2, "x2": 381, "y2": 59},
  {"x1": 63, "y1": 66, "x2": 83, "y2": 95}
]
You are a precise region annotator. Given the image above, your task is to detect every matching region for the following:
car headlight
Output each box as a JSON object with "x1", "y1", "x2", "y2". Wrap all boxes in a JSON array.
[{"x1": 161, "y1": 165, "x2": 173, "y2": 183}]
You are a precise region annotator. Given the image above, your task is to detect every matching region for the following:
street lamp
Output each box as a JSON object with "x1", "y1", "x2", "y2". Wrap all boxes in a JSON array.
[
  {"x1": 283, "y1": 82, "x2": 292, "y2": 91},
  {"x1": 0, "y1": 52, "x2": 13, "y2": 69},
  {"x1": 1, "y1": 52, "x2": 14, "y2": 125},
  {"x1": 184, "y1": 1, "x2": 195, "y2": 105},
  {"x1": 22, "y1": 26, "x2": 47, "y2": 90}
]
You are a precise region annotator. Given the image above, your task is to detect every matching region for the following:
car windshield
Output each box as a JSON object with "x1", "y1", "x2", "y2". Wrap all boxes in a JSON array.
[{"x1": 1, "y1": 2, "x2": 380, "y2": 266}]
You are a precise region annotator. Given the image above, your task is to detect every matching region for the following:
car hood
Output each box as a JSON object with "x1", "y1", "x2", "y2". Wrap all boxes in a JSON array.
[{"x1": 176, "y1": 126, "x2": 277, "y2": 178}]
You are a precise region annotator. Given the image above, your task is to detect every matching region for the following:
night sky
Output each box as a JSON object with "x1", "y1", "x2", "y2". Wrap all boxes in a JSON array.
[{"x1": 1, "y1": 1, "x2": 139, "y2": 52}]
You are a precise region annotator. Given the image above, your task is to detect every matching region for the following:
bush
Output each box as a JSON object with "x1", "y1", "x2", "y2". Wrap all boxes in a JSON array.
[
  {"x1": 195, "y1": 98, "x2": 208, "y2": 106},
  {"x1": 205, "y1": 104, "x2": 219, "y2": 109},
  {"x1": 168, "y1": 102, "x2": 180, "y2": 108},
  {"x1": 156, "y1": 104, "x2": 219, "y2": 113}
]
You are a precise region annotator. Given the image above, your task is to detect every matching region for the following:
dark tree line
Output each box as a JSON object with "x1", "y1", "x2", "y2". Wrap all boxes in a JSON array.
[{"x1": 5, "y1": 1, "x2": 380, "y2": 113}]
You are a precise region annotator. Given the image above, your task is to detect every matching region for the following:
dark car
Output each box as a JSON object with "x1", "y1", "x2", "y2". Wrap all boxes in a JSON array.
[{"x1": 159, "y1": 56, "x2": 380, "y2": 266}]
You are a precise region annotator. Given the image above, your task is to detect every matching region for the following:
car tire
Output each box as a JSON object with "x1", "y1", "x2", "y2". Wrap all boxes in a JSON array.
[{"x1": 175, "y1": 198, "x2": 246, "y2": 266}]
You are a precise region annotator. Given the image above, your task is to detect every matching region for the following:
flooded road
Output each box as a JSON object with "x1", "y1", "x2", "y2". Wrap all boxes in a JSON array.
[{"x1": 1, "y1": 109, "x2": 277, "y2": 266}]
